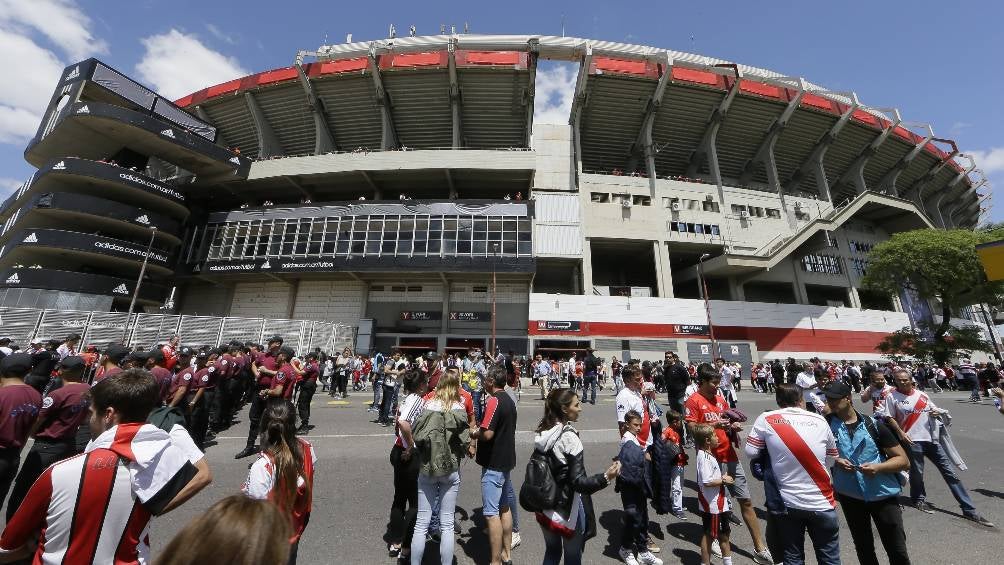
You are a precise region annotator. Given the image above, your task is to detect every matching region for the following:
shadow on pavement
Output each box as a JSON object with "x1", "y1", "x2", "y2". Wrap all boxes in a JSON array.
[
  {"x1": 974, "y1": 488, "x2": 1004, "y2": 500},
  {"x1": 455, "y1": 505, "x2": 490, "y2": 564}
]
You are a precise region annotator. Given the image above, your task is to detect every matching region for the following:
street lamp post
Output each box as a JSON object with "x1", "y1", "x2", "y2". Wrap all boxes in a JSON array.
[
  {"x1": 698, "y1": 253, "x2": 720, "y2": 359},
  {"x1": 122, "y1": 227, "x2": 157, "y2": 343},
  {"x1": 491, "y1": 243, "x2": 499, "y2": 355}
]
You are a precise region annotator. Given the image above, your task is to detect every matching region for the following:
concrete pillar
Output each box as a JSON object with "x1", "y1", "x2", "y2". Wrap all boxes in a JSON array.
[
  {"x1": 892, "y1": 293, "x2": 904, "y2": 313},
  {"x1": 847, "y1": 286, "x2": 862, "y2": 309},
  {"x1": 655, "y1": 241, "x2": 674, "y2": 298},
  {"x1": 441, "y1": 282, "x2": 450, "y2": 335},
  {"x1": 727, "y1": 277, "x2": 745, "y2": 301},
  {"x1": 790, "y1": 258, "x2": 809, "y2": 305},
  {"x1": 581, "y1": 239, "x2": 593, "y2": 295}
]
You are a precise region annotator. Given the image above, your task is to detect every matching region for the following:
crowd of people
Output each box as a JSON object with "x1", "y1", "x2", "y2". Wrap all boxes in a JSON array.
[{"x1": 1, "y1": 332, "x2": 1002, "y2": 564}]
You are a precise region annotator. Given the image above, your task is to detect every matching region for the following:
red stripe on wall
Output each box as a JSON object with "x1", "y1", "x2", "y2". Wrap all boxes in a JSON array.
[{"x1": 528, "y1": 321, "x2": 889, "y2": 354}]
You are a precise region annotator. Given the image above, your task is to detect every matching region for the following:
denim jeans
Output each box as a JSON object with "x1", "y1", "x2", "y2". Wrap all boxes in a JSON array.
[
  {"x1": 411, "y1": 472, "x2": 461, "y2": 565},
  {"x1": 776, "y1": 507, "x2": 841, "y2": 565},
  {"x1": 907, "y1": 441, "x2": 977, "y2": 514},
  {"x1": 542, "y1": 500, "x2": 586, "y2": 565},
  {"x1": 506, "y1": 475, "x2": 520, "y2": 532},
  {"x1": 472, "y1": 389, "x2": 483, "y2": 424},
  {"x1": 670, "y1": 465, "x2": 684, "y2": 513},
  {"x1": 619, "y1": 485, "x2": 649, "y2": 552},
  {"x1": 582, "y1": 372, "x2": 597, "y2": 403},
  {"x1": 372, "y1": 377, "x2": 383, "y2": 407}
]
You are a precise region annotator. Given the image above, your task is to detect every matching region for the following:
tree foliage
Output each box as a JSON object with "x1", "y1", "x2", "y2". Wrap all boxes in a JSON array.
[
  {"x1": 876, "y1": 321, "x2": 992, "y2": 365},
  {"x1": 862, "y1": 228, "x2": 1004, "y2": 363}
]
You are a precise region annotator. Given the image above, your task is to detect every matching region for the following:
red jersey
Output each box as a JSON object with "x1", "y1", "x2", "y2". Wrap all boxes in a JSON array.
[
  {"x1": 422, "y1": 388, "x2": 475, "y2": 422},
  {"x1": 161, "y1": 344, "x2": 178, "y2": 371},
  {"x1": 685, "y1": 391, "x2": 737, "y2": 462},
  {"x1": 661, "y1": 427, "x2": 688, "y2": 466},
  {"x1": 93, "y1": 365, "x2": 122, "y2": 384}
]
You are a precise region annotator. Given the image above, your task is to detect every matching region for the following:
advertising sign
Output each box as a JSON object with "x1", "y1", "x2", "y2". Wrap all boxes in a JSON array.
[
  {"x1": 536, "y1": 320, "x2": 581, "y2": 331},
  {"x1": 401, "y1": 311, "x2": 441, "y2": 321},
  {"x1": 674, "y1": 324, "x2": 710, "y2": 335},
  {"x1": 450, "y1": 311, "x2": 490, "y2": 322}
]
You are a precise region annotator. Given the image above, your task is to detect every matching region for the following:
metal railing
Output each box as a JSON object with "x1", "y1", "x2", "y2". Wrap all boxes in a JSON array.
[{"x1": 0, "y1": 307, "x2": 355, "y2": 354}]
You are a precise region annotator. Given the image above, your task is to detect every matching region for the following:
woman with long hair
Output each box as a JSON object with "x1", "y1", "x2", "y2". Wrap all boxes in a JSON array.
[
  {"x1": 534, "y1": 389, "x2": 620, "y2": 565},
  {"x1": 387, "y1": 370, "x2": 429, "y2": 562},
  {"x1": 156, "y1": 495, "x2": 291, "y2": 565},
  {"x1": 242, "y1": 398, "x2": 316, "y2": 565},
  {"x1": 409, "y1": 370, "x2": 470, "y2": 565}
]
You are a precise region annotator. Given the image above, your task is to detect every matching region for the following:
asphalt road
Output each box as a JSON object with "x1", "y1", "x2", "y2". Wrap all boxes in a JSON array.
[{"x1": 8, "y1": 383, "x2": 1003, "y2": 564}]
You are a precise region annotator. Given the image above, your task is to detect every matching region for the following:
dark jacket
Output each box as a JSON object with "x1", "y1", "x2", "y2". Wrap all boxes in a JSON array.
[
  {"x1": 616, "y1": 435, "x2": 652, "y2": 497},
  {"x1": 583, "y1": 352, "x2": 599, "y2": 375},
  {"x1": 537, "y1": 424, "x2": 608, "y2": 541},
  {"x1": 649, "y1": 424, "x2": 681, "y2": 515},
  {"x1": 665, "y1": 362, "x2": 690, "y2": 396}
]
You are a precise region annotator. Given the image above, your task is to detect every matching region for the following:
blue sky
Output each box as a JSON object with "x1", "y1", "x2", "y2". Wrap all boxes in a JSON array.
[{"x1": 1, "y1": 0, "x2": 1000, "y2": 220}]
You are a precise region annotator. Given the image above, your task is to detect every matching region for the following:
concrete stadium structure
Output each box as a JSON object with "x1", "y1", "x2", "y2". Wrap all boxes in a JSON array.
[{"x1": 0, "y1": 34, "x2": 994, "y2": 364}]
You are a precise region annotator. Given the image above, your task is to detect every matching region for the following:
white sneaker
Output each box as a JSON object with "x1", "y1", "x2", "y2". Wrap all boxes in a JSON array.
[
  {"x1": 711, "y1": 539, "x2": 723, "y2": 558},
  {"x1": 752, "y1": 548, "x2": 774, "y2": 565},
  {"x1": 637, "y1": 551, "x2": 663, "y2": 565},
  {"x1": 618, "y1": 547, "x2": 640, "y2": 565},
  {"x1": 510, "y1": 531, "x2": 521, "y2": 550}
]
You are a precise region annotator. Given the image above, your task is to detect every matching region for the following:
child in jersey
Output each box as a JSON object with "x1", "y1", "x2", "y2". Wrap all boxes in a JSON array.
[
  {"x1": 660, "y1": 410, "x2": 688, "y2": 519},
  {"x1": 616, "y1": 411, "x2": 662, "y2": 565},
  {"x1": 694, "y1": 424, "x2": 734, "y2": 565}
]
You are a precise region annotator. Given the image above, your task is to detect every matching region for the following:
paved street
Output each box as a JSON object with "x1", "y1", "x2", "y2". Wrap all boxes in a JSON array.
[{"x1": 11, "y1": 384, "x2": 1002, "y2": 564}]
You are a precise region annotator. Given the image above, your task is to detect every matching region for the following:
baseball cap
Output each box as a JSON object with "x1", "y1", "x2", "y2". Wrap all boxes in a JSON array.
[
  {"x1": 103, "y1": 344, "x2": 130, "y2": 364},
  {"x1": 177, "y1": 346, "x2": 194, "y2": 357},
  {"x1": 194, "y1": 350, "x2": 209, "y2": 359},
  {"x1": 822, "y1": 381, "x2": 852, "y2": 399},
  {"x1": 59, "y1": 356, "x2": 86, "y2": 371},
  {"x1": 0, "y1": 352, "x2": 33, "y2": 375}
]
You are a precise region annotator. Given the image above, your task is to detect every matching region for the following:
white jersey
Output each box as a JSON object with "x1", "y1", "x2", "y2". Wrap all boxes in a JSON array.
[
  {"x1": 615, "y1": 387, "x2": 652, "y2": 447},
  {"x1": 684, "y1": 382, "x2": 699, "y2": 401},
  {"x1": 865, "y1": 384, "x2": 895, "y2": 413},
  {"x1": 719, "y1": 365, "x2": 735, "y2": 390},
  {"x1": 745, "y1": 407, "x2": 838, "y2": 512},
  {"x1": 696, "y1": 449, "x2": 730, "y2": 514},
  {"x1": 883, "y1": 389, "x2": 938, "y2": 443}
]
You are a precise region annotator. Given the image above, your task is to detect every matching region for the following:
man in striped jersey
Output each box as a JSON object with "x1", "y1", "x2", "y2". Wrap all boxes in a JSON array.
[
  {"x1": 745, "y1": 384, "x2": 840, "y2": 565},
  {"x1": 0, "y1": 369, "x2": 212, "y2": 564}
]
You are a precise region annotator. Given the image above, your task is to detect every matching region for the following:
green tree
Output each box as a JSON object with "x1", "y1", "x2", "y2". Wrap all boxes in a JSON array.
[
  {"x1": 862, "y1": 228, "x2": 1003, "y2": 363},
  {"x1": 875, "y1": 322, "x2": 991, "y2": 365}
]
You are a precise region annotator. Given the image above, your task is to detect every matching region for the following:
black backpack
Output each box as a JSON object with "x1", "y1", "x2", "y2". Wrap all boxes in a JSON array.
[{"x1": 519, "y1": 425, "x2": 571, "y2": 512}]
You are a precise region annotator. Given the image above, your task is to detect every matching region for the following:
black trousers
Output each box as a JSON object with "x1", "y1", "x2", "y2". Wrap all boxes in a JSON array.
[
  {"x1": 297, "y1": 380, "x2": 317, "y2": 427},
  {"x1": 337, "y1": 370, "x2": 349, "y2": 396},
  {"x1": 0, "y1": 447, "x2": 22, "y2": 514},
  {"x1": 212, "y1": 380, "x2": 231, "y2": 430},
  {"x1": 389, "y1": 444, "x2": 419, "y2": 546},
  {"x1": 245, "y1": 389, "x2": 267, "y2": 448},
  {"x1": 6, "y1": 439, "x2": 75, "y2": 521},
  {"x1": 189, "y1": 389, "x2": 215, "y2": 449},
  {"x1": 837, "y1": 493, "x2": 911, "y2": 565}
]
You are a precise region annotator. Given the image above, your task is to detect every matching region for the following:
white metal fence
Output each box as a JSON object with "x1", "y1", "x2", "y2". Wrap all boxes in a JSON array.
[{"x1": 0, "y1": 307, "x2": 355, "y2": 354}]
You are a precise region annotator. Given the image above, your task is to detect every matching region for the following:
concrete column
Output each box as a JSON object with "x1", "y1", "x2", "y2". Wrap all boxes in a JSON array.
[
  {"x1": 847, "y1": 286, "x2": 862, "y2": 309},
  {"x1": 581, "y1": 239, "x2": 593, "y2": 295},
  {"x1": 727, "y1": 277, "x2": 745, "y2": 301},
  {"x1": 891, "y1": 293, "x2": 904, "y2": 313},
  {"x1": 790, "y1": 258, "x2": 809, "y2": 305},
  {"x1": 441, "y1": 282, "x2": 450, "y2": 335},
  {"x1": 655, "y1": 241, "x2": 674, "y2": 298}
]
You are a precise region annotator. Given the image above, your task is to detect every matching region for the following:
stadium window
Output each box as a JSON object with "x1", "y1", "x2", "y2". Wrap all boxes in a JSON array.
[
  {"x1": 703, "y1": 200, "x2": 719, "y2": 213},
  {"x1": 795, "y1": 210, "x2": 811, "y2": 221},
  {"x1": 632, "y1": 195, "x2": 651, "y2": 206},
  {"x1": 472, "y1": 285, "x2": 488, "y2": 293},
  {"x1": 612, "y1": 193, "x2": 629, "y2": 205},
  {"x1": 407, "y1": 285, "x2": 422, "y2": 292},
  {"x1": 391, "y1": 285, "x2": 406, "y2": 292},
  {"x1": 592, "y1": 192, "x2": 611, "y2": 203},
  {"x1": 731, "y1": 204, "x2": 747, "y2": 215},
  {"x1": 765, "y1": 208, "x2": 781, "y2": 218}
]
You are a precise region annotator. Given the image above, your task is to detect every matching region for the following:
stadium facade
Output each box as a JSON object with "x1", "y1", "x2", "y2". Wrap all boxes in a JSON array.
[{"x1": 0, "y1": 34, "x2": 994, "y2": 364}]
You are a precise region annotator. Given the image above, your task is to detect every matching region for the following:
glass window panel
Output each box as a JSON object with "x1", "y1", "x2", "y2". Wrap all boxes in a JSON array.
[
  {"x1": 336, "y1": 240, "x2": 349, "y2": 254},
  {"x1": 398, "y1": 240, "x2": 413, "y2": 254},
  {"x1": 458, "y1": 240, "x2": 472, "y2": 254},
  {"x1": 351, "y1": 241, "x2": 364, "y2": 254},
  {"x1": 322, "y1": 242, "x2": 336, "y2": 254},
  {"x1": 473, "y1": 241, "x2": 487, "y2": 255},
  {"x1": 381, "y1": 240, "x2": 396, "y2": 253},
  {"x1": 366, "y1": 240, "x2": 380, "y2": 253},
  {"x1": 413, "y1": 241, "x2": 427, "y2": 254},
  {"x1": 444, "y1": 239, "x2": 457, "y2": 253},
  {"x1": 518, "y1": 242, "x2": 532, "y2": 255},
  {"x1": 430, "y1": 219, "x2": 443, "y2": 230},
  {"x1": 502, "y1": 241, "x2": 516, "y2": 255},
  {"x1": 428, "y1": 240, "x2": 441, "y2": 253}
]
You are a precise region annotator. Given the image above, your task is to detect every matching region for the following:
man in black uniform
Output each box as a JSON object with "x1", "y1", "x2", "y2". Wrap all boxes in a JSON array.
[
  {"x1": 235, "y1": 336, "x2": 282, "y2": 459},
  {"x1": 0, "y1": 353, "x2": 42, "y2": 511},
  {"x1": 186, "y1": 351, "x2": 214, "y2": 449},
  {"x1": 296, "y1": 352, "x2": 320, "y2": 433},
  {"x1": 25, "y1": 339, "x2": 61, "y2": 394}
]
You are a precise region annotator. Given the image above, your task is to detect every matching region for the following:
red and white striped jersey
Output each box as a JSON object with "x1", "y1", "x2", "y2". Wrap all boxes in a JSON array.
[
  {"x1": 883, "y1": 389, "x2": 938, "y2": 443},
  {"x1": 745, "y1": 407, "x2": 838, "y2": 512},
  {"x1": 0, "y1": 423, "x2": 197, "y2": 565},
  {"x1": 695, "y1": 449, "x2": 730, "y2": 514}
]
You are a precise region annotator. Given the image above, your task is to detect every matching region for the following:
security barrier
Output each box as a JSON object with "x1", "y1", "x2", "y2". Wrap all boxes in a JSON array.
[{"x1": 0, "y1": 306, "x2": 355, "y2": 354}]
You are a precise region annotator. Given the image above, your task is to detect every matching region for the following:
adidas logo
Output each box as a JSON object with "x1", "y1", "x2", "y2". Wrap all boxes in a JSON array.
[
  {"x1": 6, "y1": 273, "x2": 19, "y2": 284},
  {"x1": 112, "y1": 283, "x2": 129, "y2": 294},
  {"x1": 229, "y1": 156, "x2": 241, "y2": 165},
  {"x1": 76, "y1": 105, "x2": 89, "y2": 114},
  {"x1": 160, "y1": 129, "x2": 175, "y2": 139},
  {"x1": 260, "y1": 259, "x2": 271, "y2": 270},
  {"x1": 64, "y1": 66, "x2": 80, "y2": 81},
  {"x1": 52, "y1": 161, "x2": 66, "y2": 170},
  {"x1": 135, "y1": 215, "x2": 150, "y2": 225},
  {"x1": 22, "y1": 233, "x2": 38, "y2": 243}
]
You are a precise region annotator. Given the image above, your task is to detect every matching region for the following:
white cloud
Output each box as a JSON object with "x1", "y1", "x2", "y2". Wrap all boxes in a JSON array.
[
  {"x1": 0, "y1": 0, "x2": 107, "y2": 60},
  {"x1": 205, "y1": 23, "x2": 236, "y2": 45},
  {"x1": 969, "y1": 147, "x2": 1004, "y2": 176},
  {"x1": 0, "y1": 176, "x2": 24, "y2": 196},
  {"x1": 135, "y1": 29, "x2": 248, "y2": 101},
  {"x1": 0, "y1": 0, "x2": 106, "y2": 145},
  {"x1": 533, "y1": 62, "x2": 577, "y2": 125}
]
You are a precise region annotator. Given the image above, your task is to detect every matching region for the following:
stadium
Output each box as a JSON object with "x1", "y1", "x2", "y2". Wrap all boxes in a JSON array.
[{"x1": 0, "y1": 33, "x2": 993, "y2": 364}]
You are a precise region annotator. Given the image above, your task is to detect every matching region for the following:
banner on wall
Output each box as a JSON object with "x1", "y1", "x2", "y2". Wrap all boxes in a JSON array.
[{"x1": 898, "y1": 284, "x2": 935, "y2": 342}]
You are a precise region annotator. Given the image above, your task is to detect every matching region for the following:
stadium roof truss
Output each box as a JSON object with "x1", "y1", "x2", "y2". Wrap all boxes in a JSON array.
[{"x1": 172, "y1": 34, "x2": 984, "y2": 228}]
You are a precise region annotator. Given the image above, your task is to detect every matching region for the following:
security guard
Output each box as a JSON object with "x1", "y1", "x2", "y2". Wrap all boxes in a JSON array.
[
  {"x1": 296, "y1": 352, "x2": 320, "y2": 434},
  {"x1": 187, "y1": 351, "x2": 214, "y2": 449},
  {"x1": 167, "y1": 347, "x2": 196, "y2": 424},
  {"x1": 235, "y1": 336, "x2": 283, "y2": 459}
]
